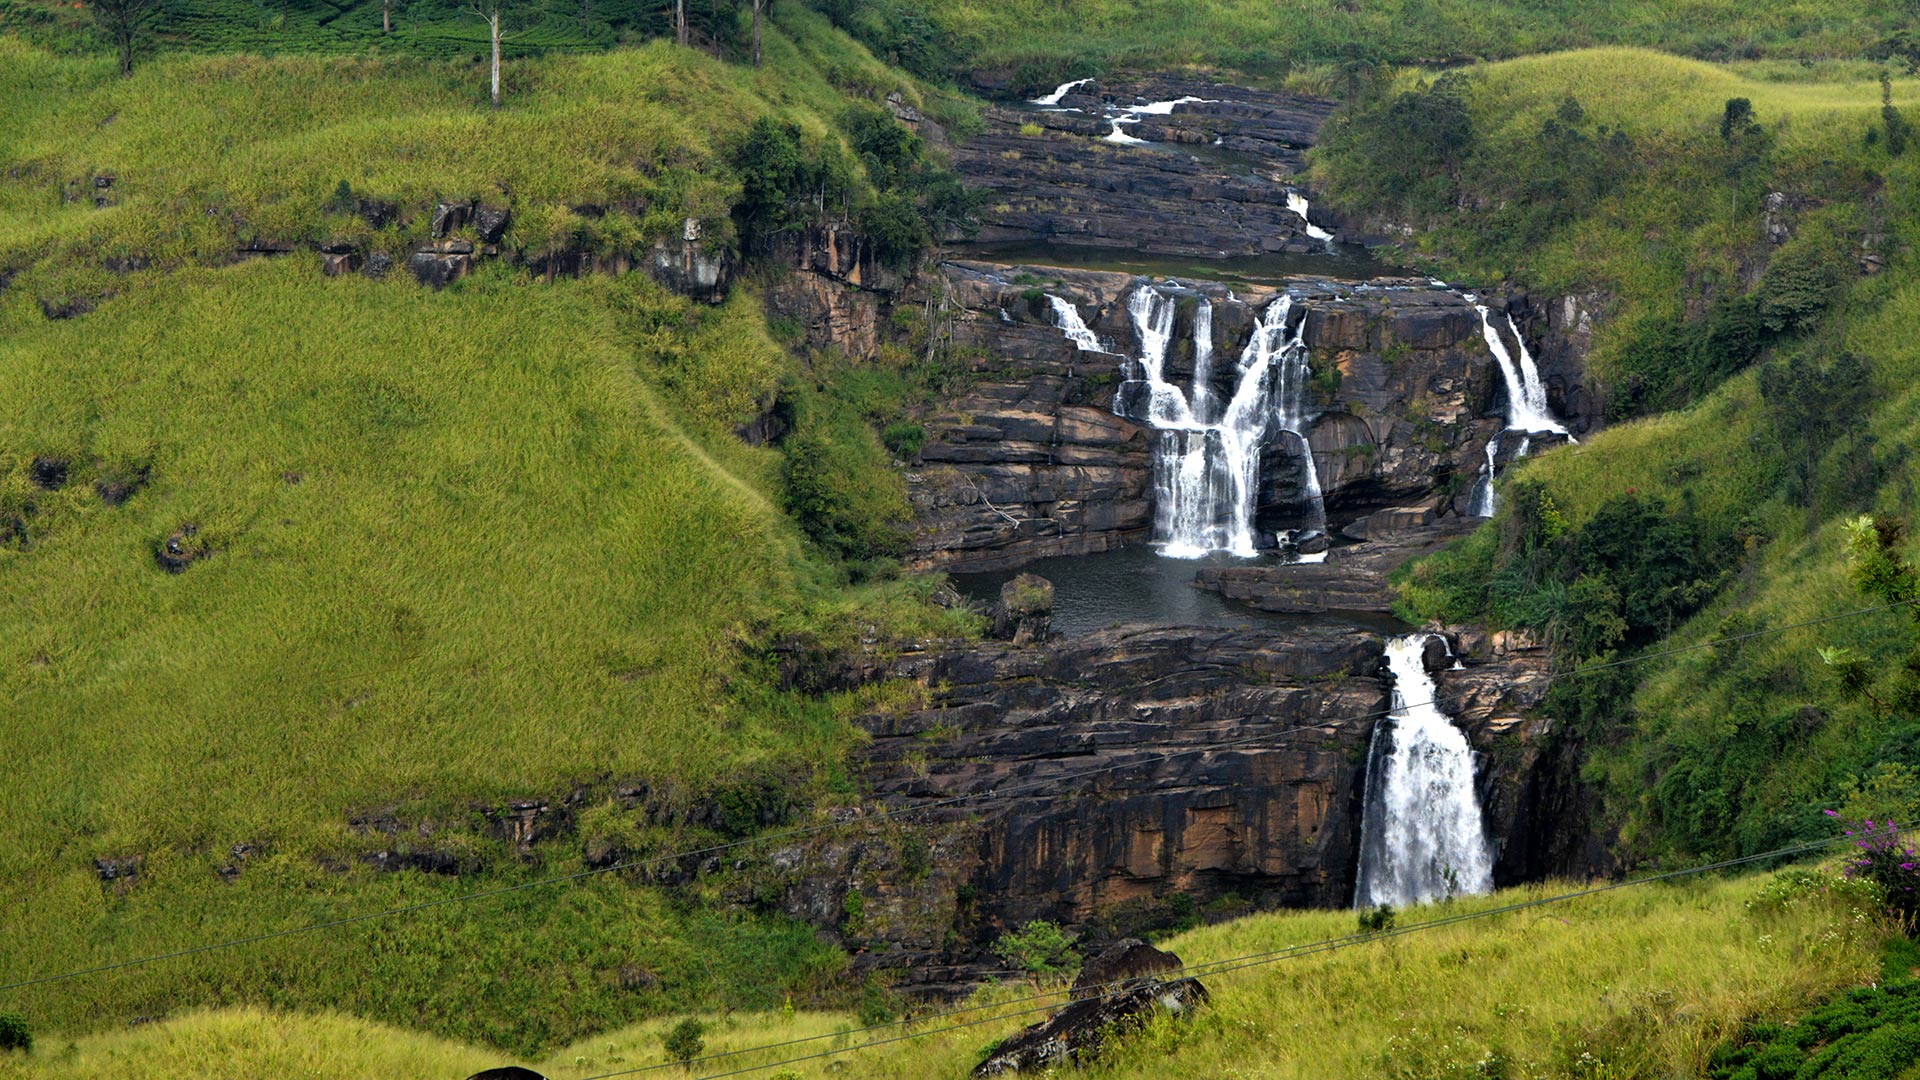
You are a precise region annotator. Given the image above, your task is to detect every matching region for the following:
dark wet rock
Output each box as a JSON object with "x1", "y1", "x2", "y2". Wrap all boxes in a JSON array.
[
  {"x1": 1421, "y1": 634, "x2": 1452, "y2": 673},
  {"x1": 155, "y1": 524, "x2": 204, "y2": 574},
  {"x1": 94, "y1": 855, "x2": 142, "y2": 882},
  {"x1": 467, "y1": 1068, "x2": 548, "y2": 1080},
  {"x1": 906, "y1": 263, "x2": 1578, "y2": 570},
  {"x1": 39, "y1": 295, "x2": 95, "y2": 320},
  {"x1": 362, "y1": 251, "x2": 394, "y2": 280},
  {"x1": 487, "y1": 800, "x2": 566, "y2": 856},
  {"x1": 238, "y1": 238, "x2": 297, "y2": 257},
  {"x1": 975, "y1": 949, "x2": 1208, "y2": 1074},
  {"x1": 431, "y1": 200, "x2": 472, "y2": 237},
  {"x1": 320, "y1": 251, "x2": 359, "y2": 277},
  {"x1": 1070, "y1": 938, "x2": 1183, "y2": 1000},
  {"x1": 29, "y1": 457, "x2": 68, "y2": 490},
  {"x1": 472, "y1": 205, "x2": 512, "y2": 244},
  {"x1": 355, "y1": 198, "x2": 399, "y2": 229},
  {"x1": 990, "y1": 573, "x2": 1054, "y2": 644},
  {"x1": 647, "y1": 218, "x2": 732, "y2": 303},
  {"x1": 408, "y1": 241, "x2": 474, "y2": 288},
  {"x1": 103, "y1": 254, "x2": 150, "y2": 274},
  {"x1": 1194, "y1": 517, "x2": 1478, "y2": 614},
  {"x1": 949, "y1": 80, "x2": 1339, "y2": 257},
  {"x1": 362, "y1": 848, "x2": 465, "y2": 875}
]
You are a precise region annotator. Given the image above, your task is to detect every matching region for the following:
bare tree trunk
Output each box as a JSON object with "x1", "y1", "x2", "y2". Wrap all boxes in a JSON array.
[
  {"x1": 489, "y1": 10, "x2": 501, "y2": 106},
  {"x1": 752, "y1": 0, "x2": 763, "y2": 66},
  {"x1": 118, "y1": 30, "x2": 134, "y2": 77},
  {"x1": 383, "y1": 0, "x2": 391, "y2": 33},
  {"x1": 676, "y1": 0, "x2": 687, "y2": 46}
]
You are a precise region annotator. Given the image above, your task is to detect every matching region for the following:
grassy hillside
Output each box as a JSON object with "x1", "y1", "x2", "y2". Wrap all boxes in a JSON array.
[
  {"x1": 0, "y1": 869, "x2": 1894, "y2": 1078},
  {"x1": 1370, "y1": 49, "x2": 1920, "y2": 863},
  {"x1": 0, "y1": 12, "x2": 977, "y2": 1056},
  {"x1": 811, "y1": 0, "x2": 1915, "y2": 94}
]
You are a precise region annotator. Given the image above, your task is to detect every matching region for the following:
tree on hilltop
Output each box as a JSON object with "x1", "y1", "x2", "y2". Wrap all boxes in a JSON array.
[{"x1": 90, "y1": 0, "x2": 159, "y2": 77}]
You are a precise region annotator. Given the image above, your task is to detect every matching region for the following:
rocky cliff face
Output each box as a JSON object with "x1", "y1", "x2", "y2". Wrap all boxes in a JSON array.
[
  {"x1": 908, "y1": 262, "x2": 1597, "y2": 570},
  {"x1": 948, "y1": 80, "x2": 1340, "y2": 257},
  {"x1": 764, "y1": 618, "x2": 1570, "y2": 991}
]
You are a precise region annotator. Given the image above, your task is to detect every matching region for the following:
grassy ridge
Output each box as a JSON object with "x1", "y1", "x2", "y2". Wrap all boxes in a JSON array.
[
  {"x1": 0, "y1": 870, "x2": 1891, "y2": 1078},
  {"x1": 1378, "y1": 48, "x2": 1920, "y2": 863},
  {"x1": 815, "y1": 0, "x2": 1908, "y2": 92}
]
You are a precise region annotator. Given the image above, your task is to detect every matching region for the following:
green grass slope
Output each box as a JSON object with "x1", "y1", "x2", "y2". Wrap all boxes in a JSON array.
[
  {"x1": 0, "y1": 870, "x2": 1892, "y2": 1079},
  {"x1": 0, "y1": 13, "x2": 972, "y2": 1056},
  {"x1": 1367, "y1": 49, "x2": 1920, "y2": 863}
]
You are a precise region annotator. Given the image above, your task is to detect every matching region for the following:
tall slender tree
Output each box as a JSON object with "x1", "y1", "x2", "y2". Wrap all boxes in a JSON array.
[
  {"x1": 90, "y1": 0, "x2": 159, "y2": 77},
  {"x1": 384, "y1": 0, "x2": 392, "y2": 33},
  {"x1": 676, "y1": 0, "x2": 688, "y2": 46},
  {"x1": 752, "y1": 0, "x2": 766, "y2": 66},
  {"x1": 469, "y1": 0, "x2": 504, "y2": 106}
]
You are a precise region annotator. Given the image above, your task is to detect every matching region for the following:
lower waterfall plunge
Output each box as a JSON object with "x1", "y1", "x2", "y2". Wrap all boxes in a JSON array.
[
  {"x1": 1354, "y1": 634, "x2": 1495, "y2": 909},
  {"x1": 1102, "y1": 284, "x2": 1327, "y2": 559}
]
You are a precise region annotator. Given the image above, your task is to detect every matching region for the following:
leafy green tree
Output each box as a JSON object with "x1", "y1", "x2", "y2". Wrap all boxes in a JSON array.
[
  {"x1": 663, "y1": 1017, "x2": 706, "y2": 1069},
  {"x1": 90, "y1": 0, "x2": 159, "y2": 77},
  {"x1": 992, "y1": 919, "x2": 1080, "y2": 987},
  {"x1": 1759, "y1": 351, "x2": 1874, "y2": 509}
]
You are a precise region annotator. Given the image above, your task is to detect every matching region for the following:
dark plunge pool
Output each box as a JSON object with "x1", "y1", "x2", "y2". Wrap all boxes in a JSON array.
[{"x1": 950, "y1": 544, "x2": 1410, "y2": 638}]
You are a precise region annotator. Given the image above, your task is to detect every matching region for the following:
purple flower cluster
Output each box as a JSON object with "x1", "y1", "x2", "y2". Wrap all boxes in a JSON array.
[{"x1": 1827, "y1": 810, "x2": 1920, "y2": 925}]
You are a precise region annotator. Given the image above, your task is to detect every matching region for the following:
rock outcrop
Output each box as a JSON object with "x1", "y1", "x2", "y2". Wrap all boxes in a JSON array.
[
  {"x1": 908, "y1": 261, "x2": 1593, "y2": 570},
  {"x1": 974, "y1": 939, "x2": 1209, "y2": 1075},
  {"x1": 949, "y1": 80, "x2": 1342, "y2": 257}
]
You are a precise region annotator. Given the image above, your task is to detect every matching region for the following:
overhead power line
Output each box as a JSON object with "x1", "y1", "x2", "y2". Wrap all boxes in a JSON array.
[{"x1": 584, "y1": 829, "x2": 1871, "y2": 1080}]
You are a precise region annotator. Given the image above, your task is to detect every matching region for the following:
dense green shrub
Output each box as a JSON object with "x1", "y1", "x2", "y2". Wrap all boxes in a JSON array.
[
  {"x1": 1711, "y1": 981, "x2": 1920, "y2": 1079},
  {"x1": 992, "y1": 919, "x2": 1080, "y2": 985},
  {"x1": 663, "y1": 1017, "x2": 707, "y2": 1067},
  {"x1": 0, "y1": 1013, "x2": 30, "y2": 1053}
]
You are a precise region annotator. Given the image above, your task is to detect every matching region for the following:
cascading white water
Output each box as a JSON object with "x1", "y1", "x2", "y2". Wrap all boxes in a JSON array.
[
  {"x1": 1285, "y1": 191, "x2": 1336, "y2": 249},
  {"x1": 1103, "y1": 96, "x2": 1210, "y2": 144},
  {"x1": 1030, "y1": 77, "x2": 1093, "y2": 106},
  {"x1": 1468, "y1": 305, "x2": 1571, "y2": 516},
  {"x1": 1106, "y1": 285, "x2": 1326, "y2": 559},
  {"x1": 1047, "y1": 295, "x2": 1105, "y2": 352},
  {"x1": 1354, "y1": 634, "x2": 1495, "y2": 910}
]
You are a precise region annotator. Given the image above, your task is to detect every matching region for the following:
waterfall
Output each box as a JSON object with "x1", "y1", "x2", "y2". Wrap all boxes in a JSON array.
[
  {"x1": 1047, "y1": 295, "x2": 1105, "y2": 352},
  {"x1": 1111, "y1": 285, "x2": 1325, "y2": 559},
  {"x1": 1103, "y1": 96, "x2": 1210, "y2": 145},
  {"x1": 1468, "y1": 305, "x2": 1570, "y2": 517},
  {"x1": 1030, "y1": 77, "x2": 1093, "y2": 106},
  {"x1": 1285, "y1": 191, "x2": 1336, "y2": 249},
  {"x1": 1354, "y1": 634, "x2": 1495, "y2": 910}
]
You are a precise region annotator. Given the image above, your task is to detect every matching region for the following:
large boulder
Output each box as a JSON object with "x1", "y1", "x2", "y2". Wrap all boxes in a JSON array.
[
  {"x1": 991, "y1": 574, "x2": 1055, "y2": 644},
  {"x1": 973, "y1": 941, "x2": 1209, "y2": 1075}
]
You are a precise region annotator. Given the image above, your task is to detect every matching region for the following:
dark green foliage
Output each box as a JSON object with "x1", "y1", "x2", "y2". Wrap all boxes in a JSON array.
[
  {"x1": 716, "y1": 774, "x2": 794, "y2": 839},
  {"x1": 1756, "y1": 233, "x2": 1853, "y2": 334},
  {"x1": 663, "y1": 1016, "x2": 707, "y2": 1067},
  {"x1": 813, "y1": 0, "x2": 958, "y2": 81},
  {"x1": 1710, "y1": 981, "x2": 1920, "y2": 1080},
  {"x1": 730, "y1": 118, "x2": 858, "y2": 250},
  {"x1": 0, "y1": 1013, "x2": 29, "y2": 1053},
  {"x1": 1318, "y1": 73, "x2": 1476, "y2": 216},
  {"x1": 855, "y1": 975, "x2": 900, "y2": 1026},
  {"x1": 835, "y1": 103, "x2": 977, "y2": 264},
  {"x1": 1758, "y1": 351, "x2": 1875, "y2": 509},
  {"x1": 779, "y1": 426, "x2": 911, "y2": 563},
  {"x1": 91, "y1": 0, "x2": 159, "y2": 76},
  {"x1": 992, "y1": 919, "x2": 1080, "y2": 983},
  {"x1": 1358, "y1": 905, "x2": 1395, "y2": 934},
  {"x1": 1885, "y1": 71, "x2": 1912, "y2": 155},
  {"x1": 881, "y1": 421, "x2": 925, "y2": 458},
  {"x1": 1720, "y1": 97, "x2": 1754, "y2": 140}
]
